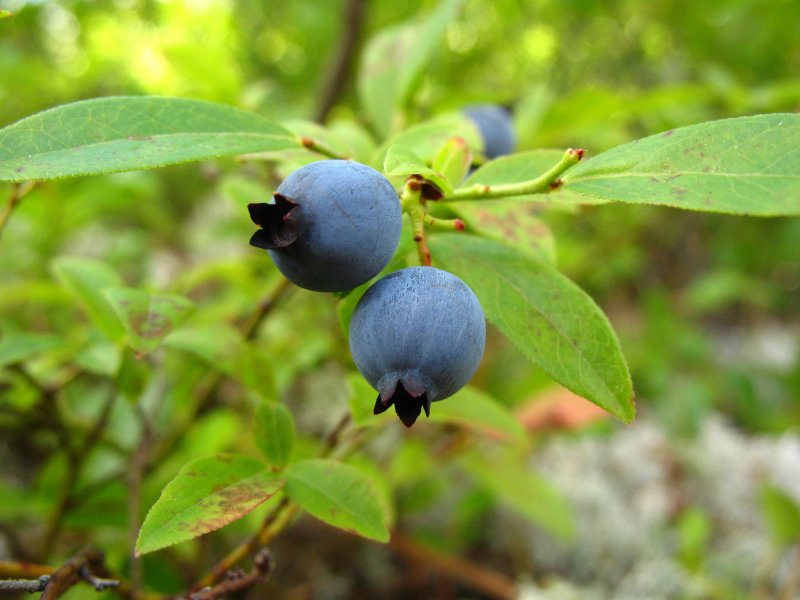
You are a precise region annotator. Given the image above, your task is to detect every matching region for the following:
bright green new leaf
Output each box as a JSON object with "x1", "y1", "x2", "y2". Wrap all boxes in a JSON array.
[
  {"x1": 136, "y1": 454, "x2": 283, "y2": 555},
  {"x1": 357, "y1": 0, "x2": 463, "y2": 138},
  {"x1": 461, "y1": 450, "x2": 574, "y2": 540},
  {"x1": 430, "y1": 234, "x2": 634, "y2": 422},
  {"x1": 51, "y1": 257, "x2": 125, "y2": 341},
  {"x1": 759, "y1": 484, "x2": 800, "y2": 548},
  {"x1": 0, "y1": 333, "x2": 62, "y2": 368},
  {"x1": 104, "y1": 288, "x2": 194, "y2": 356},
  {"x1": 253, "y1": 402, "x2": 295, "y2": 469},
  {"x1": 285, "y1": 459, "x2": 390, "y2": 542},
  {"x1": 564, "y1": 113, "x2": 800, "y2": 215},
  {"x1": 428, "y1": 386, "x2": 527, "y2": 445},
  {"x1": 0, "y1": 96, "x2": 299, "y2": 182},
  {"x1": 450, "y1": 200, "x2": 557, "y2": 264},
  {"x1": 384, "y1": 145, "x2": 453, "y2": 196},
  {"x1": 464, "y1": 149, "x2": 607, "y2": 205},
  {"x1": 432, "y1": 136, "x2": 472, "y2": 190},
  {"x1": 373, "y1": 114, "x2": 482, "y2": 168}
]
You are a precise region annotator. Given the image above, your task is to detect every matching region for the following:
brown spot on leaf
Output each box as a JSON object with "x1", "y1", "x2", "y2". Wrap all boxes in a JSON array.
[{"x1": 128, "y1": 311, "x2": 171, "y2": 339}]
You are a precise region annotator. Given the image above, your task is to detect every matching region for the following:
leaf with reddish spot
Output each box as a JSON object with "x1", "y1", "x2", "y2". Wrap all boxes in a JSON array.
[
  {"x1": 285, "y1": 459, "x2": 390, "y2": 543},
  {"x1": 104, "y1": 288, "x2": 194, "y2": 356},
  {"x1": 136, "y1": 454, "x2": 284, "y2": 555}
]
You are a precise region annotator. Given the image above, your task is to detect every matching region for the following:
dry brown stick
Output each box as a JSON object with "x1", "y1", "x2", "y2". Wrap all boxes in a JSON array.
[
  {"x1": 313, "y1": 0, "x2": 366, "y2": 123},
  {"x1": 187, "y1": 548, "x2": 273, "y2": 600},
  {"x1": 40, "y1": 547, "x2": 119, "y2": 600},
  {"x1": 389, "y1": 532, "x2": 518, "y2": 600}
]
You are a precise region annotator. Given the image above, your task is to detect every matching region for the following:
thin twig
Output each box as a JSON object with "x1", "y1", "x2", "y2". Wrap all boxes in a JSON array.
[
  {"x1": 313, "y1": 0, "x2": 366, "y2": 123},
  {"x1": 0, "y1": 575, "x2": 50, "y2": 593},
  {"x1": 40, "y1": 547, "x2": 119, "y2": 600},
  {"x1": 0, "y1": 181, "x2": 36, "y2": 241},
  {"x1": 129, "y1": 404, "x2": 154, "y2": 593},
  {"x1": 188, "y1": 548, "x2": 273, "y2": 600},
  {"x1": 389, "y1": 532, "x2": 518, "y2": 600}
]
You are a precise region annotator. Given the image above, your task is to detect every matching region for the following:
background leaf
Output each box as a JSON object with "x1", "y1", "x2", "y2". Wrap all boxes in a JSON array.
[
  {"x1": 564, "y1": 113, "x2": 800, "y2": 215},
  {"x1": 461, "y1": 450, "x2": 574, "y2": 540},
  {"x1": 450, "y1": 200, "x2": 557, "y2": 264},
  {"x1": 428, "y1": 386, "x2": 528, "y2": 444},
  {"x1": 285, "y1": 458, "x2": 390, "y2": 542},
  {"x1": 136, "y1": 454, "x2": 283, "y2": 555},
  {"x1": 430, "y1": 234, "x2": 634, "y2": 422},
  {"x1": 104, "y1": 288, "x2": 194, "y2": 356},
  {"x1": 253, "y1": 402, "x2": 295, "y2": 469},
  {"x1": 357, "y1": 0, "x2": 463, "y2": 138},
  {"x1": 0, "y1": 96, "x2": 300, "y2": 182},
  {"x1": 51, "y1": 256, "x2": 125, "y2": 341},
  {"x1": 0, "y1": 333, "x2": 62, "y2": 368}
]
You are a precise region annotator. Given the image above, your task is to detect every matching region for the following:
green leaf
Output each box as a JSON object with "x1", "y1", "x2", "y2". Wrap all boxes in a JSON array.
[
  {"x1": 384, "y1": 145, "x2": 452, "y2": 196},
  {"x1": 564, "y1": 113, "x2": 800, "y2": 215},
  {"x1": 450, "y1": 200, "x2": 556, "y2": 264},
  {"x1": 104, "y1": 288, "x2": 195, "y2": 356},
  {"x1": 760, "y1": 484, "x2": 800, "y2": 548},
  {"x1": 51, "y1": 257, "x2": 125, "y2": 341},
  {"x1": 430, "y1": 234, "x2": 634, "y2": 422},
  {"x1": 461, "y1": 450, "x2": 574, "y2": 540},
  {"x1": 464, "y1": 149, "x2": 606, "y2": 205},
  {"x1": 253, "y1": 402, "x2": 295, "y2": 469},
  {"x1": 428, "y1": 386, "x2": 527, "y2": 444},
  {"x1": 432, "y1": 136, "x2": 472, "y2": 190},
  {"x1": 357, "y1": 0, "x2": 463, "y2": 138},
  {"x1": 346, "y1": 372, "x2": 393, "y2": 427},
  {"x1": 373, "y1": 114, "x2": 482, "y2": 168},
  {"x1": 0, "y1": 96, "x2": 299, "y2": 182},
  {"x1": 136, "y1": 454, "x2": 283, "y2": 555},
  {"x1": 0, "y1": 333, "x2": 62, "y2": 368},
  {"x1": 164, "y1": 324, "x2": 243, "y2": 376},
  {"x1": 0, "y1": 10, "x2": 12, "y2": 19},
  {"x1": 285, "y1": 459, "x2": 390, "y2": 542}
]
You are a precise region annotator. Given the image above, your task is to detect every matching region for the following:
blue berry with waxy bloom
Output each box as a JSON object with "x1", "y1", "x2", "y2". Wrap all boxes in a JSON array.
[
  {"x1": 349, "y1": 266, "x2": 486, "y2": 427},
  {"x1": 465, "y1": 104, "x2": 516, "y2": 159},
  {"x1": 248, "y1": 160, "x2": 402, "y2": 292}
]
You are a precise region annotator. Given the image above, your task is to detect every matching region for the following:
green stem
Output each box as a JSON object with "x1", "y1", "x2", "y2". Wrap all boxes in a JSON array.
[
  {"x1": 444, "y1": 148, "x2": 584, "y2": 202},
  {"x1": 298, "y1": 136, "x2": 349, "y2": 160},
  {"x1": 400, "y1": 179, "x2": 431, "y2": 266},
  {"x1": 0, "y1": 181, "x2": 36, "y2": 241}
]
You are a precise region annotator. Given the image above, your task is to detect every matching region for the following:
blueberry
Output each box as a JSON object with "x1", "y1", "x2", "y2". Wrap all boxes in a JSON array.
[
  {"x1": 248, "y1": 160, "x2": 402, "y2": 292},
  {"x1": 465, "y1": 104, "x2": 516, "y2": 159},
  {"x1": 349, "y1": 267, "x2": 486, "y2": 427}
]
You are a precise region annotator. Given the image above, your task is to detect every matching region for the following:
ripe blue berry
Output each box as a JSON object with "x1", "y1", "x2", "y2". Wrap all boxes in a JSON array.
[
  {"x1": 465, "y1": 104, "x2": 516, "y2": 159},
  {"x1": 248, "y1": 160, "x2": 402, "y2": 292},
  {"x1": 349, "y1": 267, "x2": 486, "y2": 427}
]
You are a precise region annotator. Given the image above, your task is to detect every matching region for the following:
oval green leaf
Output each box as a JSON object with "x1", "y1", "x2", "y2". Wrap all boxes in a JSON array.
[
  {"x1": 461, "y1": 450, "x2": 574, "y2": 540},
  {"x1": 51, "y1": 256, "x2": 125, "y2": 341},
  {"x1": 253, "y1": 402, "x2": 295, "y2": 469},
  {"x1": 357, "y1": 0, "x2": 463, "y2": 138},
  {"x1": 428, "y1": 386, "x2": 527, "y2": 445},
  {"x1": 136, "y1": 454, "x2": 283, "y2": 556},
  {"x1": 564, "y1": 113, "x2": 800, "y2": 215},
  {"x1": 104, "y1": 288, "x2": 195, "y2": 356},
  {"x1": 384, "y1": 144, "x2": 453, "y2": 196},
  {"x1": 285, "y1": 459, "x2": 390, "y2": 542},
  {"x1": 0, "y1": 96, "x2": 300, "y2": 182},
  {"x1": 430, "y1": 234, "x2": 634, "y2": 422}
]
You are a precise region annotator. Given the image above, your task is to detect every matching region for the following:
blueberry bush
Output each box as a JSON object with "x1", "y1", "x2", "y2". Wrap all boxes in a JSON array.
[{"x1": 1, "y1": 1, "x2": 799, "y2": 598}]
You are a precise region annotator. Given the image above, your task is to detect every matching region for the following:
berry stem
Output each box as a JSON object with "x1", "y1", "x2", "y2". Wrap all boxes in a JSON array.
[
  {"x1": 298, "y1": 135, "x2": 349, "y2": 160},
  {"x1": 400, "y1": 178, "x2": 432, "y2": 266},
  {"x1": 443, "y1": 148, "x2": 585, "y2": 202}
]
